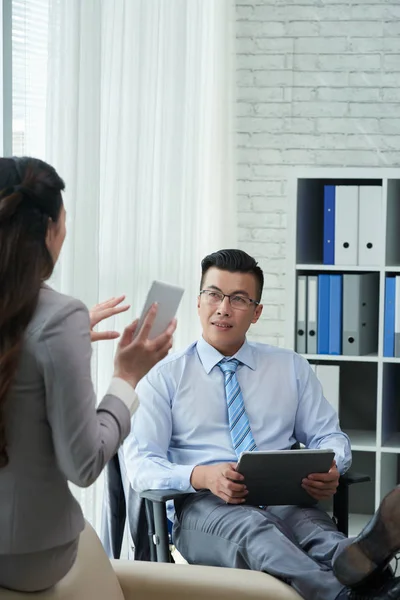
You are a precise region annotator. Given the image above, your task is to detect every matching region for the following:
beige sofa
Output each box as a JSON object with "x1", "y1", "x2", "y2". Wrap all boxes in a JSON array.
[{"x1": 0, "y1": 523, "x2": 302, "y2": 600}]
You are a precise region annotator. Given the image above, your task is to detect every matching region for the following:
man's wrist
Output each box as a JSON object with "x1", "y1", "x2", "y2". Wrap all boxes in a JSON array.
[{"x1": 190, "y1": 465, "x2": 207, "y2": 490}]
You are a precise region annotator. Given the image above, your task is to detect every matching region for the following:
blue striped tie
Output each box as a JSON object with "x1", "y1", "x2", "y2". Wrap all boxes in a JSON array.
[{"x1": 218, "y1": 358, "x2": 257, "y2": 458}]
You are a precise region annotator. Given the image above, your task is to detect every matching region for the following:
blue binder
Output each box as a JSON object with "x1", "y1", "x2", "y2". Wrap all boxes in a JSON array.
[
  {"x1": 384, "y1": 276, "x2": 396, "y2": 357},
  {"x1": 323, "y1": 186, "x2": 335, "y2": 265},
  {"x1": 317, "y1": 274, "x2": 330, "y2": 354},
  {"x1": 329, "y1": 275, "x2": 343, "y2": 355}
]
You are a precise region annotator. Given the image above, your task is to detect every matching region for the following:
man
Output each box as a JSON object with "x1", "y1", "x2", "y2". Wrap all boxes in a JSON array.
[{"x1": 124, "y1": 249, "x2": 400, "y2": 599}]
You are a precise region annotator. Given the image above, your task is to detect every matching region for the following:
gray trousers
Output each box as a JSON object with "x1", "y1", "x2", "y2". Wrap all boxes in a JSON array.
[
  {"x1": 173, "y1": 491, "x2": 351, "y2": 600},
  {"x1": 0, "y1": 537, "x2": 79, "y2": 592}
]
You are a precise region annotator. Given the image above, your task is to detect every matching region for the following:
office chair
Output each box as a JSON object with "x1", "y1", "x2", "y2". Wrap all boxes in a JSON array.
[{"x1": 140, "y1": 471, "x2": 371, "y2": 563}]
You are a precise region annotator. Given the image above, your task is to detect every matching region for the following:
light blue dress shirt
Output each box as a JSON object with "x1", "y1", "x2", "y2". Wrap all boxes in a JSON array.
[{"x1": 123, "y1": 338, "x2": 352, "y2": 495}]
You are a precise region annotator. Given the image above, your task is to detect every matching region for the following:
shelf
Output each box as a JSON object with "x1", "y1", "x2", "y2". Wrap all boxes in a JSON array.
[
  {"x1": 345, "y1": 429, "x2": 377, "y2": 451},
  {"x1": 296, "y1": 264, "x2": 381, "y2": 272},
  {"x1": 305, "y1": 354, "x2": 378, "y2": 363},
  {"x1": 385, "y1": 266, "x2": 400, "y2": 272},
  {"x1": 348, "y1": 513, "x2": 372, "y2": 538},
  {"x1": 383, "y1": 357, "x2": 400, "y2": 363},
  {"x1": 382, "y1": 433, "x2": 400, "y2": 452}
]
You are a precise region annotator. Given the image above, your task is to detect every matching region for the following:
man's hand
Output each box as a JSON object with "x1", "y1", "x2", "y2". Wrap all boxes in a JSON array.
[
  {"x1": 190, "y1": 463, "x2": 248, "y2": 504},
  {"x1": 89, "y1": 295, "x2": 130, "y2": 342},
  {"x1": 302, "y1": 461, "x2": 340, "y2": 501}
]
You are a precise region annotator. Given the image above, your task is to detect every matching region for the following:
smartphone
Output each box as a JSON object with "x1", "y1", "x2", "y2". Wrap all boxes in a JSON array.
[{"x1": 134, "y1": 280, "x2": 184, "y2": 340}]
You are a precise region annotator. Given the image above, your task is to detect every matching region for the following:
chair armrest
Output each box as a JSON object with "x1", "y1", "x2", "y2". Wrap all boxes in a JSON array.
[
  {"x1": 338, "y1": 472, "x2": 371, "y2": 487},
  {"x1": 140, "y1": 489, "x2": 194, "y2": 503}
]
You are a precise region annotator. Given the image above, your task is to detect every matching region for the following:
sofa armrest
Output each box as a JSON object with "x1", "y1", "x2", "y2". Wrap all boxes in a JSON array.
[{"x1": 112, "y1": 560, "x2": 302, "y2": 600}]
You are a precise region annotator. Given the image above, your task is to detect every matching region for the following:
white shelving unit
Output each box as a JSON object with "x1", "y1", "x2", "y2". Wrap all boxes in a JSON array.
[{"x1": 286, "y1": 168, "x2": 400, "y2": 536}]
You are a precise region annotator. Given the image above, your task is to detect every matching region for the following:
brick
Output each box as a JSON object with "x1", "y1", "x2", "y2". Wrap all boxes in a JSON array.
[
  {"x1": 284, "y1": 117, "x2": 316, "y2": 133},
  {"x1": 318, "y1": 54, "x2": 381, "y2": 71},
  {"x1": 236, "y1": 69, "x2": 255, "y2": 86},
  {"x1": 238, "y1": 227, "x2": 252, "y2": 242},
  {"x1": 349, "y1": 72, "x2": 400, "y2": 88},
  {"x1": 317, "y1": 87, "x2": 381, "y2": 102},
  {"x1": 288, "y1": 88, "x2": 318, "y2": 102},
  {"x1": 239, "y1": 212, "x2": 284, "y2": 229},
  {"x1": 282, "y1": 149, "x2": 317, "y2": 164},
  {"x1": 237, "y1": 117, "x2": 285, "y2": 133},
  {"x1": 238, "y1": 196, "x2": 253, "y2": 212},
  {"x1": 237, "y1": 86, "x2": 284, "y2": 102},
  {"x1": 239, "y1": 180, "x2": 283, "y2": 197},
  {"x1": 348, "y1": 38, "x2": 384, "y2": 53},
  {"x1": 252, "y1": 197, "x2": 288, "y2": 213},
  {"x1": 293, "y1": 54, "x2": 319, "y2": 71},
  {"x1": 312, "y1": 149, "x2": 382, "y2": 166},
  {"x1": 237, "y1": 178, "x2": 284, "y2": 194},
  {"x1": 317, "y1": 117, "x2": 380, "y2": 134},
  {"x1": 253, "y1": 70, "x2": 294, "y2": 87},
  {"x1": 237, "y1": 21, "x2": 286, "y2": 38},
  {"x1": 237, "y1": 54, "x2": 286, "y2": 70},
  {"x1": 254, "y1": 102, "x2": 292, "y2": 117},
  {"x1": 237, "y1": 163, "x2": 253, "y2": 179},
  {"x1": 384, "y1": 22, "x2": 400, "y2": 37},
  {"x1": 320, "y1": 21, "x2": 383, "y2": 37},
  {"x1": 237, "y1": 102, "x2": 256, "y2": 116},
  {"x1": 380, "y1": 120, "x2": 400, "y2": 135},
  {"x1": 236, "y1": 5, "x2": 254, "y2": 19},
  {"x1": 295, "y1": 37, "x2": 348, "y2": 54},
  {"x1": 237, "y1": 132, "x2": 252, "y2": 146},
  {"x1": 252, "y1": 228, "x2": 287, "y2": 242},
  {"x1": 293, "y1": 71, "x2": 349, "y2": 87},
  {"x1": 284, "y1": 21, "x2": 320, "y2": 36},
  {"x1": 349, "y1": 103, "x2": 400, "y2": 118},
  {"x1": 291, "y1": 101, "x2": 348, "y2": 117},
  {"x1": 254, "y1": 38, "x2": 294, "y2": 53},
  {"x1": 383, "y1": 55, "x2": 400, "y2": 72},
  {"x1": 381, "y1": 88, "x2": 400, "y2": 102}
]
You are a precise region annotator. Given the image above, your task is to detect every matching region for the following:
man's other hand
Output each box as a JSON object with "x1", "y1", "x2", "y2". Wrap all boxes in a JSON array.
[
  {"x1": 190, "y1": 463, "x2": 248, "y2": 504},
  {"x1": 302, "y1": 460, "x2": 340, "y2": 501}
]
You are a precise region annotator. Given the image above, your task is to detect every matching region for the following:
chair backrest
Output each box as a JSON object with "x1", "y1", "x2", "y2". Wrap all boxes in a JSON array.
[{"x1": 0, "y1": 523, "x2": 125, "y2": 600}]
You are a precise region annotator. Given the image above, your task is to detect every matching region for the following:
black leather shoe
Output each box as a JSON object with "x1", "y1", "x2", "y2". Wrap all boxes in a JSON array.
[
  {"x1": 336, "y1": 577, "x2": 400, "y2": 599},
  {"x1": 333, "y1": 486, "x2": 400, "y2": 587}
]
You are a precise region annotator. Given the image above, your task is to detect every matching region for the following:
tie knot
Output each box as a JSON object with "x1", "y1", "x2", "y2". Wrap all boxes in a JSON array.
[{"x1": 218, "y1": 358, "x2": 240, "y2": 374}]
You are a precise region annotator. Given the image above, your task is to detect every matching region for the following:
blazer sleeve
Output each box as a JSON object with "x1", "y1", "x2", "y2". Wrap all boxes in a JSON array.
[{"x1": 35, "y1": 297, "x2": 138, "y2": 488}]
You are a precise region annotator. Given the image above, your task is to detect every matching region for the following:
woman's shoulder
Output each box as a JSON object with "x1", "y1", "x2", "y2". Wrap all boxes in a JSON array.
[{"x1": 27, "y1": 285, "x2": 88, "y2": 338}]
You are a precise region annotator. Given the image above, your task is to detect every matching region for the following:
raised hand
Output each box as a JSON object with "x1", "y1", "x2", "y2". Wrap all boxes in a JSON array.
[{"x1": 89, "y1": 295, "x2": 130, "y2": 342}]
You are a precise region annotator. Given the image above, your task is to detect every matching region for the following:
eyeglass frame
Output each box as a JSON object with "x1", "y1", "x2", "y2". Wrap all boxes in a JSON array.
[{"x1": 199, "y1": 289, "x2": 260, "y2": 310}]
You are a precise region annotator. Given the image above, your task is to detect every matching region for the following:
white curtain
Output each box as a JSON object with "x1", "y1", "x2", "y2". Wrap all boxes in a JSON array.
[{"x1": 13, "y1": 0, "x2": 236, "y2": 530}]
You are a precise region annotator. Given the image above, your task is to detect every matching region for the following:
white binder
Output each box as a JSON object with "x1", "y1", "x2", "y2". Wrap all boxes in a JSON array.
[
  {"x1": 315, "y1": 364, "x2": 340, "y2": 415},
  {"x1": 296, "y1": 275, "x2": 307, "y2": 354},
  {"x1": 395, "y1": 276, "x2": 400, "y2": 358},
  {"x1": 334, "y1": 186, "x2": 359, "y2": 265},
  {"x1": 306, "y1": 276, "x2": 318, "y2": 354},
  {"x1": 358, "y1": 186, "x2": 382, "y2": 266}
]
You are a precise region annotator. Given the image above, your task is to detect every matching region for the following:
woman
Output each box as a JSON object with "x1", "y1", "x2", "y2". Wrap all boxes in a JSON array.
[{"x1": 0, "y1": 157, "x2": 176, "y2": 592}]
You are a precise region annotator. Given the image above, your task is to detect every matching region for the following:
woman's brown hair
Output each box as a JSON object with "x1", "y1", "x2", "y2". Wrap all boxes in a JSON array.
[{"x1": 0, "y1": 157, "x2": 65, "y2": 467}]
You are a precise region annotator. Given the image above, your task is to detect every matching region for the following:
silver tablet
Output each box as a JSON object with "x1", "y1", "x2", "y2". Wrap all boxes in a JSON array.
[
  {"x1": 236, "y1": 449, "x2": 335, "y2": 507},
  {"x1": 134, "y1": 280, "x2": 184, "y2": 340}
]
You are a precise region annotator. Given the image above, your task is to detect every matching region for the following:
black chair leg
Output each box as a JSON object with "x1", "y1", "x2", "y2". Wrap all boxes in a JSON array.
[
  {"x1": 334, "y1": 484, "x2": 349, "y2": 537},
  {"x1": 152, "y1": 501, "x2": 172, "y2": 563},
  {"x1": 144, "y1": 499, "x2": 157, "y2": 562}
]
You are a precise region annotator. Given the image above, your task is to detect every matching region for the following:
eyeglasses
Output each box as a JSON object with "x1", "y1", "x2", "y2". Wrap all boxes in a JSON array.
[{"x1": 199, "y1": 289, "x2": 259, "y2": 311}]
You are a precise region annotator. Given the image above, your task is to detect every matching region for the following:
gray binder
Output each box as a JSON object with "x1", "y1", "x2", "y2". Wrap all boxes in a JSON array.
[
  {"x1": 296, "y1": 275, "x2": 307, "y2": 354},
  {"x1": 306, "y1": 275, "x2": 318, "y2": 354},
  {"x1": 342, "y1": 273, "x2": 379, "y2": 356}
]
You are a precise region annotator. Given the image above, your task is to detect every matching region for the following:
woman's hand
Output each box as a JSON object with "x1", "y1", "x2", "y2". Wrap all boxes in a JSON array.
[
  {"x1": 113, "y1": 303, "x2": 177, "y2": 388},
  {"x1": 89, "y1": 295, "x2": 130, "y2": 342}
]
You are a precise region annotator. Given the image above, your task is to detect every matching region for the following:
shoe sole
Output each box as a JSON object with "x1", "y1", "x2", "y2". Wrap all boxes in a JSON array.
[{"x1": 333, "y1": 486, "x2": 400, "y2": 587}]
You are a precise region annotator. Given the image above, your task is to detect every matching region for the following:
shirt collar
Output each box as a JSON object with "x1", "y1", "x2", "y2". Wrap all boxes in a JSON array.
[{"x1": 196, "y1": 336, "x2": 256, "y2": 374}]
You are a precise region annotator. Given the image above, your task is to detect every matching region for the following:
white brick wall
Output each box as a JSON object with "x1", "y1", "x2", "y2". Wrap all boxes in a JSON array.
[{"x1": 236, "y1": 0, "x2": 400, "y2": 346}]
